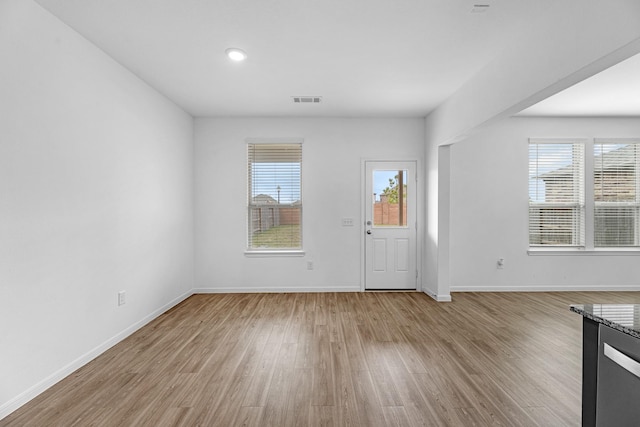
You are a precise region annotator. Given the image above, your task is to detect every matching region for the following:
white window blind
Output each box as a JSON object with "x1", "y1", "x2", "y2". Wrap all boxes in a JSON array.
[
  {"x1": 247, "y1": 143, "x2": 302, "y2": 250},
  {"x1": 594, "y1": 141, "x2": 640, "y2": 247},
  {"x1": 529, "y1": 141, "x2": 585, "y2": 247}
]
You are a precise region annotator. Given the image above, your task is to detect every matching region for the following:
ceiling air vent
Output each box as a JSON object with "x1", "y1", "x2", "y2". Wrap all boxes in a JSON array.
[
  {"x1": 471, "y1": 4, "x2": 490, "y2": 13},
  {"x1": 292, "y1": 96, "x2": 322, "y2": 104}
]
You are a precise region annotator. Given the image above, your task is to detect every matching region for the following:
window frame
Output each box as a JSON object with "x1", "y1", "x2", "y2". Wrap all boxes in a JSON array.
[
  {"x1": 593, "y1": 139, "x2": 640, "y2": 248},
  {"x1": 528, "y1": 139, "x2": 586, "y2": 248},
  {"x1": 245, "y1": 138, "x2": 304, "y2": 257},
  {"x1": 528, "y1": 138, "x2": 640, "y2": 255}
]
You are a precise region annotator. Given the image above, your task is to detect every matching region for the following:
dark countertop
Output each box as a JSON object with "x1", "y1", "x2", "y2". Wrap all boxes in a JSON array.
[{"x1": 571, "y1": 304, "x2": 640, "y2": 339}]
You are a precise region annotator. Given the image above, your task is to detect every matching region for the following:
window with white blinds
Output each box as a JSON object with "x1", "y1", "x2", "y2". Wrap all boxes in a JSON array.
[
  {"x1": 247, "y1": 142, "x2": 302, "y2": 250},
  {"x1": 594, "y1": 141, "x2": 640, "y2": 247},
  {"x1": 529, "y1": 141, "x2": 585, "y2": 247}
]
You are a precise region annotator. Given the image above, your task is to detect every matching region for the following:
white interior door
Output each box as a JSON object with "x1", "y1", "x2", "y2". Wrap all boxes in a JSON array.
[{"x1": 365, "y1": 161, "x2": 417, "y2": 290}]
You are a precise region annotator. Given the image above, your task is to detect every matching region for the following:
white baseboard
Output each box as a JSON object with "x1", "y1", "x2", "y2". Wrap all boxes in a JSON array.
[
  {"x1": 450, "y1": 285, "x2": 640, "y2": 292},
  {"x1": 193, "y1": 286, "x2": 362, "y2": 293},
  {"x1": 422, "y1": 289, "x2": 452, "y2": 302},
  {"x1": 0, "y1": 290, "x2": 193, "y2": 421}
]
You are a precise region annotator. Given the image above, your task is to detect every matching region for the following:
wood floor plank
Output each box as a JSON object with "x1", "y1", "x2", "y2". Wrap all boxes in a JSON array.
[
  {"x1": 362, "y1": 341, "x2": 403, "y2": 407},
  {"x1": 259, "y1": 342, "x2": 298, "y2": 426},
  {"x1": 234, "y1": 406, "x2": 265, "y2": 427},
  {"x1": 412, "y1": 372, "x2": 467, "y2": 425},
  {"x1": 453, "y1": 407, "x2": 486, "y2": 427},
  {"x1": 6, "y1": 291, "x2": 640, "y2": 426},
  {"x1": 201, "y1": 372, "x2": 253, "y2": 425},
  {"x1": 330, "y1": 341, "x2": 361, "y2": 426},
  {"x1": 241, "y1": 341, "x2": 280, "y2": 407},
  {"x1": 152, "y1": 407, "x2": 192, "y2": 427},
  {"x1": 260, "y1": 366, "x2": 294, "y2": 426},
  {"x1": 339, "y1": 311, "x2": 369, "y2": 372},
  {"x1": 381, "y1": 406, "x2": 412, "y2": 427},
  {"x1": 309, "y1": 405, "x2": 336, "y2": 427},
  {"x1": 464, "y1": 373, "x2": 538, "y2": 427},
  {"x1": 351, "y1": 369, "x2": 386, "y2": 427},
  {"x1": 294, "y1": 310, "x2": 316, "y2": 370},
  {"x1": 386, "y1": 365, "x2": 448, "y2": 426},
  {"x1": 283, "y1": 368, "x2": 313, "y2": 427},
  {"x1": 310, "y1": 367, "x2": 334, "y2": 407}
]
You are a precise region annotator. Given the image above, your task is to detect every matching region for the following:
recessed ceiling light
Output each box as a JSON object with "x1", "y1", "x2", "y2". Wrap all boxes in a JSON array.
[{"x1": 225, "y1": 48, "x2": 247, "y2": 61}]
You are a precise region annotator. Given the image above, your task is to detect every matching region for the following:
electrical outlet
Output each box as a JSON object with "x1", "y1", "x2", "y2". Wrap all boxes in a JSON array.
[
  {"x1": 307, "y1": 261, "x2": 314, "y2": 270},
  {"x1": 118, "y1": 291, "x2": 126, "y2": 306},
  {"x1": 497, "y1": 258, "x2": 505, "y2": 269}
]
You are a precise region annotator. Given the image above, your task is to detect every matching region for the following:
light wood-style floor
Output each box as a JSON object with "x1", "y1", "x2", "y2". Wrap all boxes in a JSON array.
[{"x1": 4, "y1": 291, "x2": 640, "y2": 426}]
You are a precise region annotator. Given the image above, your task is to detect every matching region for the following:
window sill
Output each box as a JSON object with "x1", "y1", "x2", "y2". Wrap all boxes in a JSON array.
[
  {"x1": 528, "y1": 248, "x2": 640, "y2": 256},
  {"x1": 244, "y1": 250, "x2": 305, "y2": 258}
]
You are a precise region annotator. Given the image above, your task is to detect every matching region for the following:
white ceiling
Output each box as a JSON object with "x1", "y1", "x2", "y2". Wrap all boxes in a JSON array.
[
  {"x1": 518, "y1": 52, "x2": 640, "y2": 117},
  {"x1": 34, "y1": 0, "x2": 565, "y2": 118}
]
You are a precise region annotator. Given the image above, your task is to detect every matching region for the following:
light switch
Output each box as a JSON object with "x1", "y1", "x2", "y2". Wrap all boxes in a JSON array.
[{"x1": 342, "y1": 217, "x2": 354, "y2": 227}]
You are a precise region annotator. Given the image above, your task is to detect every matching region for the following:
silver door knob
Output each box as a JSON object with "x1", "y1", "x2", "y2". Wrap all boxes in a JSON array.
[{"x1": 366, "y1": 230, "x2": 372, "y2": 235}]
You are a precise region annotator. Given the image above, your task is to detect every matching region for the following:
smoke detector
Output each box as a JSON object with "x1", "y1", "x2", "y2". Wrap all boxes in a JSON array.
[{"x1": 292, "y1": 96, "x2": 322, "y2": 104}]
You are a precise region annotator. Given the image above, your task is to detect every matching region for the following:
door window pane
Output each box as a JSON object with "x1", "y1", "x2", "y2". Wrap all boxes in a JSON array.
[{"x1": 372, "y1": 170, "x2": 408, "y2": 227}]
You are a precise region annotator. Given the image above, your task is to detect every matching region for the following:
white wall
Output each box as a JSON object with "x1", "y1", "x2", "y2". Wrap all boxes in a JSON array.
[
  {"x1": 449, "y1": 117, "x2": 640, "y2": 291},
  {"x1": 195, "y1": 117, "x2": 424, "y2": 292},
  {"x1": 424, "y1": 0, "x2": 640, "y2": 300},
  {"x1": 0, "y1": 0, "x2": 194, "y2": 416},
  {"x1": 426, "y1": 0, "x2": 640, "y2": 147}
]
